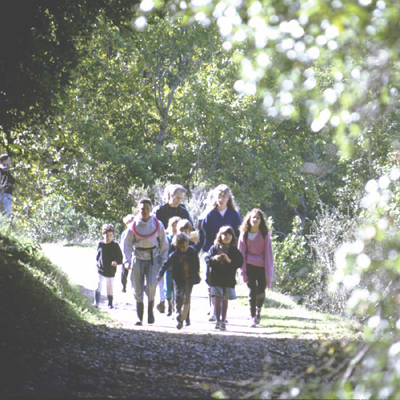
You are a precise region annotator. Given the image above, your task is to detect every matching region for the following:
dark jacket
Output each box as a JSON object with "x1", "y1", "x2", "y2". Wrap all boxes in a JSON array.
[
  {"x1": 96, "y1": 241, "x2": 123, "y2": 277},
  {"x1": 154, "y1": 203, "x2": 193, "y2": 229},
  {"x1": 0, "y1": 165, "x2": 15, "y2": 195},
  {"x1": 201, "y1": 208, "x2": 242, "y2": 252},
  {"x1": 158, "y1": 247, "x2": 200, "y2": 286},
  {"x1": 204, "y1": 244, "x2": 243, "y2": 288}
]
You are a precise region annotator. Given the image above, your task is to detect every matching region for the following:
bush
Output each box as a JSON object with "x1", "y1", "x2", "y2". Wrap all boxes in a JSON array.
[
  {"x1": 305, "y1": 203, "x2": 359, "y2": 314},
  {"x1": 273, "y1": 216, "x2": 315, "y2": 302},
  {"x1": 19, "y1": 194, "x2": 106, "y2": 244}
]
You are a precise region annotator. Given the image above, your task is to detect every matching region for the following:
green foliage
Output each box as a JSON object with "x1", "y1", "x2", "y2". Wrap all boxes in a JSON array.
[
  {"x1": 19, "y1": 194, "x2": 107, "y2": 244},
  {"x1": 273, "y1": 216, "x2": 315, "y2": 301}
]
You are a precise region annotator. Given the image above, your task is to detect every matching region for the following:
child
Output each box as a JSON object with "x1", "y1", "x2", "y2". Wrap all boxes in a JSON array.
[
  {"x1": 204, "y1": 226, "x2": 243, "y2": 331},
  {"x1": 176, "y1": 218, "x2": 204, "y2": 326},
  {"x1": 176, "y1": 218, "x2": 204, "y2": 253},
  {"x1": 201, "y1": 184, "x2": 242, "y2": 322},
  {"x1": 164, "y1": 216, "x2": 181, "y2": 316},
  {"x1": 94, "y1": 224, "x2": 123, "y2": 309},
  {"x1": 120, "y1": 214, "x2": 135, "y2": 293},
  {"x1": 157, "y1": 233, "x2": 201, "y2": 330},
  {"x1": 122, "y1": 198, "x2": 169, "y2": 325},
  {"x1": 238, "y1": 208, "x2": 274, "y2": 327}
]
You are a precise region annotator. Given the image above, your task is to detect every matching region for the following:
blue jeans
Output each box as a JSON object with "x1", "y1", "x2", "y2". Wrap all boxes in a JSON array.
[
  {"x1": 0, "y1": 193, "x2": 12, "y2": 217},
  {"x1": 131, "y1": 257, "x2": 161, "y2": 303},
  {"x1": 164, "y1": 268, "x2": 174, "y2": 300}
]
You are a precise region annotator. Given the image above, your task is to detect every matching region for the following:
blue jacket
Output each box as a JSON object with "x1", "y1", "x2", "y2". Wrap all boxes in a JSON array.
[{"x1": 201, "y1": 208, "x2": 242, "y2": 252}]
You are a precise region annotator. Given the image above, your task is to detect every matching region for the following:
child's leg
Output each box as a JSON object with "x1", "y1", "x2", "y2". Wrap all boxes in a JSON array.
[
  {"x1": 106, "y1": 277, "x2": 115, "y2": 308},
  {"x1": 164, "y1": 268, "x2": 173, "y2": 300},
  {"x1": 175, "y1": 284, "x2": 184, "y2": 322},
  {"x1": 121, "y1": 265, "x2": 129, "y2": 291},
  {"x1": 214, "y1": 295, "x2": 222, "y2": 321},
  {"x1": 246, "y1": 265, "x2": 257, "y2": 318},
  {"x1": 180, "y1": 281, "x2": 193, "y2": 322},
  {"x1": 106, "y1": 277, "x2": 114, "y2": 297},
  {"x1": 156, "y1": 276, "x2": 166, "y2": 313},
  {"x1": 221, "y1": 299, "x2": 228, "y2": 322},
  {"x1": 94, "y1": 273, "x2": 104, "y2": 306}
]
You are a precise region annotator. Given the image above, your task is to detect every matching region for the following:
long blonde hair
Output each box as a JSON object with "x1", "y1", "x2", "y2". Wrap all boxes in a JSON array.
[{"x1": 211, "y1": 184, "x2": 238, "y2": 211}]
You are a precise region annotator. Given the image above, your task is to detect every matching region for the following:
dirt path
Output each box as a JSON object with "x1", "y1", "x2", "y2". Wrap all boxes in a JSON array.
[{"x1": 12, "y1": 244, "x2": 327, "y2": 399}]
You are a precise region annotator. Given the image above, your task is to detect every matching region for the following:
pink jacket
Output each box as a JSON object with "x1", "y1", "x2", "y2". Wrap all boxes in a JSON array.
[{"x1": 238, "y1": 231, "x2": 274, "y2": 288}]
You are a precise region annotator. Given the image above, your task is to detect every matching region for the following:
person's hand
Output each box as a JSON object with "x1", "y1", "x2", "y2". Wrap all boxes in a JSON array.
[
  {"x1": 111, "y1": 261, "x2": 117, "y2": 268},
  {"x1": 124, "y1": 262, "x2": 130, "y2": 270},
  {"x1": 156, "y1": 276, "x2": 162, "y2": 282},
  {"x1": 215, "y1": 255, "x2": 223, "y2": 262},
  {"x1": 224, "y1": 255, "x2": 231, "y2": 263}
]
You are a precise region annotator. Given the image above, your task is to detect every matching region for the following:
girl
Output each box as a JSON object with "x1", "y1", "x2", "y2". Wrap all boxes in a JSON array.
[
  {"x1": 94, "y1": 224, "x2": 123, "y2": 309},
  {"x1": 204, "y1": 226, "x2": 243, "y2": 331},
  {"x1": 164, "y1": 216, "x2": 181, "y2": 316},
  {"x1": 238, "y1": 208, "x2": 274, "y2": 327},
  {"x1": 202, "y1": 184, "x2": 242, "y2": 322}
]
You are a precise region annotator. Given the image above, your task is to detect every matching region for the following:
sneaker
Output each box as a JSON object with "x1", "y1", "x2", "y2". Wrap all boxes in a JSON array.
[
  {"x1": 215, "y1": 321, "x2": 222, "y2": 330},
  {"x1": 209, "y1": 315, "x2": 217, "y2": 322},
  {"x1": 177, "y1": 322, "x2": 183, "y2": 330},
  {"x1": 220, "y1": 322, "x2": 226, "y2": 331},
  {"x1": 250, "y1": 317, "x2": 257, "y2": 328},
  {"x1": 135, "y1": 320, "x2": 143, "y2": 326},
  {"x1": 108, "y1": 304, "x2": 114, "y2": 309}
]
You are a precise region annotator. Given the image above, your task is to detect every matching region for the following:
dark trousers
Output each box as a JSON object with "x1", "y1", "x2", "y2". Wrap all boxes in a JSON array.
[
  {"x1": 121, "y1": 266, "x2": 129, "y2": 290},
  {"x1": 175, "y1": 279, "x2": 193, "y2": 323},
  {"x1": 246, "y1": 264, "x2": 266, "y2": 317}
]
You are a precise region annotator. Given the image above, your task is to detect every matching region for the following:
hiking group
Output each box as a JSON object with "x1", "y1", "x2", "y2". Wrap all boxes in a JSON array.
[{"x1": 94, "y1": 183, "x2": 274, "y2": 331}]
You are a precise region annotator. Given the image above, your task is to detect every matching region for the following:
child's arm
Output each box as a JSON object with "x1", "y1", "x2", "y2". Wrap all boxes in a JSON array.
[
  {"x1": 265, "y1": 232, "x2": 274, "y2": 288},
  {"x1": 237, "y1": 233, "x2": 248, "y2": 282},
  {"x1": 157, "y1": 253, "x2": 173, "y2": 280}
]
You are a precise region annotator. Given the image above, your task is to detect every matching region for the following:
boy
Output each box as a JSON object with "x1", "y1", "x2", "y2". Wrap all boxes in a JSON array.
[
  {"x1": 94, "y1": 224, "x2": 123, "y2": 309},
  {"x1": 122, "y1": 198, "x2": 169, "y2": 325},
  {"x1": 176, "y1": 218, "x2": 204, "y2": 326},
  {"x1": 157, "y1": 233, "x2": 201, "y2": 330}
]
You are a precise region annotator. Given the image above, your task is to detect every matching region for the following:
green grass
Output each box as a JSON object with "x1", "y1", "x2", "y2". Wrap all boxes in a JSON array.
[{"x1": 235, "y1": 282, "x2": 362, "y2": 341}]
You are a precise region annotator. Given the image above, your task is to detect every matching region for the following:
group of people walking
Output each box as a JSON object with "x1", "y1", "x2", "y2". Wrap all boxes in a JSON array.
[{"x1": 94, "y1": 183, "x2": 274, "y2": 331}]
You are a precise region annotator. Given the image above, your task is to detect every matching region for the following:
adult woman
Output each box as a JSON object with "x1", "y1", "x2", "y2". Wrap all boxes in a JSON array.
[{"x1": 201, "y1": 184, "x2": 242, "y2": 321}]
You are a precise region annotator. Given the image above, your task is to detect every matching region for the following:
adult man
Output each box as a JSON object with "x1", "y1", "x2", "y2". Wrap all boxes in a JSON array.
[
  {"x1": 122, "y1": 198, "x2": 169, "y2": 325},
  {"x1": 154, "y1": 184, "x2": 193, "y2": 229},
  {"x1": 0, "y1": 154, "x2": 15, "y2": 217}
]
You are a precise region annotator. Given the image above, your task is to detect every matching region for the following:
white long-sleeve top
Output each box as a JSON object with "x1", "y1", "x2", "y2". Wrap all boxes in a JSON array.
[{"x1": 122, "y1": 215, "x2": 169, "y2": 265}]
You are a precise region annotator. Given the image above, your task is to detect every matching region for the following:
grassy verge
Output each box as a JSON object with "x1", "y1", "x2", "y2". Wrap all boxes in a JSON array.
[
  {"x1": 235, "y1": 280, "x2": 362, "y2": 341},
  {"x1": 0, "y1": 228, "x2": 109, "y2": 394}
]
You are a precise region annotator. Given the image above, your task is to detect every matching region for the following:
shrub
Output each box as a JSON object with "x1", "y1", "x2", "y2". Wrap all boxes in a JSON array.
[
  {"x1": 19, "y1": 194, "x2": 106, "y2": 244},
  {"x1": 273, "y1": 216, "x2": 315, "y2": 302}
]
